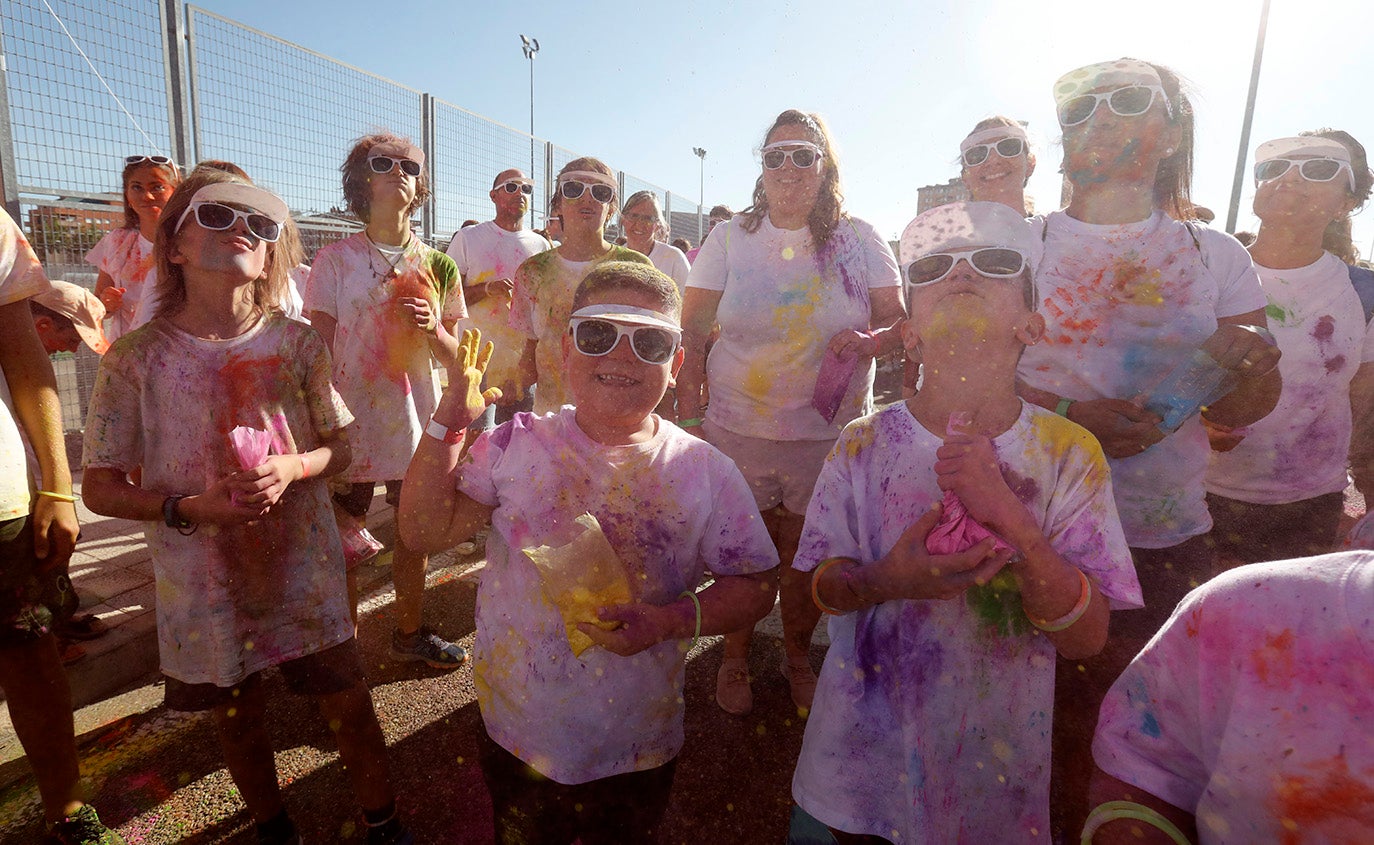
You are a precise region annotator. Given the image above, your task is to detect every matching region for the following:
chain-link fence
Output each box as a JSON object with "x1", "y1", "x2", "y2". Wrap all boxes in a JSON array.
[{"x1": 0, "y1": 0, "x2": 700, "y2": 430}]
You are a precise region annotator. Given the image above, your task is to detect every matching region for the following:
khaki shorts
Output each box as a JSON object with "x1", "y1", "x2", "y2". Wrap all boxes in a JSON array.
[{"x1": 702, "y1": 419, "x2": 834, "y2": 515}]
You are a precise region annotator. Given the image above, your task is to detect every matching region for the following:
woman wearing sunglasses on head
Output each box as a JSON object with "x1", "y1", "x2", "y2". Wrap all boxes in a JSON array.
[
  {"x1": 303, "y1": 132, "x2": 471, "y2": 670},
  {"x1": 1013, "y1": 59, "x2": 1280, "y2": 837},
  {"x1": 960, "y1": 117, "x2": 1035, "y2": 215},
  {"x1": 680, "y1": 109, "x2": 904, "y2": 718},
  {"x1": 620, "y1": 190, "x2": 691, "y2": 293},
  {"x1": 86, "y1": 154, "x2": 182, "y2": 344},
  {"x1": 1202, "y1": 131, "x2": 1374, "y2": 568},
  {"x1": 510, "y1": 157, "x2": 652, "y2": 415}
]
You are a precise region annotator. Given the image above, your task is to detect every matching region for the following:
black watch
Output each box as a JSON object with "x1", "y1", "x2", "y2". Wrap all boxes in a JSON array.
[{"x1": 162, "y1": 495, "x2": 193, "y2": 529}]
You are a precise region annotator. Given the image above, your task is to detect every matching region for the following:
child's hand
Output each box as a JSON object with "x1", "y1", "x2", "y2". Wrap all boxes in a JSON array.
[
  {"x1": 1064, "y1": 398, "x2": 1164, "y2": 458},
  {"x1": 232, "y1": 455, "x2": 302, "y2": 508},
  {"x1": 181, "y1": 474, "x2": 270, "y2": 525},
  {"x1": 99, "y1": 286, "x2": 126, "y2": 312},
  {"x1": 934, "y1": 425, "x2": 1037, "y2": 541},
  {"x1": 826, "y1": 328, "x2": 877, "y2": 360},
  {"x1": 864, "y1": 505, "x2": 1012, "y2": 601},
  {"x1": 436, "y1": 328, "x2": 502, "y2": 427},
  {"x1": 486, "y1": 277, "x2": 515, "y2": 299},
  {"x1": 577, "y1": 601, "x2": 675, "y2": 656},
  {"x1": 398, "y1": 296, "x2": 439, "y2": 334}
]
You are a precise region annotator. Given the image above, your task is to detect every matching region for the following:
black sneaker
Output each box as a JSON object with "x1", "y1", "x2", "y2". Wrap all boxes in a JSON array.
[
  {"x1": 390, "y1": 627, "x2": 467, "y2": 670},
  {"x1": 46, "y1": 805, "x2": 125, "y2": 845}
]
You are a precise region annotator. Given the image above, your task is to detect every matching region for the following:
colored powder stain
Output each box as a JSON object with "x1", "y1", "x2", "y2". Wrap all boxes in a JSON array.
[
  {"x1": 1251, "y1": 628, "x2": 1295, "y2": 685},
  {"x1": 1325, "y1": 354, "x2": 1347, "y2": 374},
  {"x1": 1265, "y1": 302, "x2": 1293, "y2": 325},
  {"x1": 781, "y1": 246, "x2": 796, "y2": 261},
  {"x1": 1312, "y1": 315, "x2": 1335, "y2": 342},
  {"x1": 1140, "y1": 710, "x2": 1162, "y2": 738},
  {"x1": 842, "y1": 421, "x2": 877, "y2": 458},
  {"x1": 965, "y1": 569, "x2": 1030, "y2": 638},
  {"x1": 1274, "y1": 756, "x2": 1374, "y2": 845}
]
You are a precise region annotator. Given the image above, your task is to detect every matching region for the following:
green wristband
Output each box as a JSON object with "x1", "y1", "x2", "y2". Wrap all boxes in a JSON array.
[
  {"x1": 1055, "y1": 397, "x2": 1076, "y2": 417},
  {"x1": 678, "y1": 417, "x2": 704, "y2": 428},
  {"x1": 678, "y1": 590, "x2": 702, "y2": 651}
]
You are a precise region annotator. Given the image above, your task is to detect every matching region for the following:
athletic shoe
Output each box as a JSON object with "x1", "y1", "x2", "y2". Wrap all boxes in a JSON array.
[
  {"x1": 45, "y1": 805, "x2": 125, "y2": 845},
  {"x1": 390, "y1": 627, "x2": 467, "y2": 670},
  {"x1": 715, "y1": 657, "x2": 752, "y2": 715},
  {"x1": 782, "y1": 654, "x2": 817, "y2": 713}
]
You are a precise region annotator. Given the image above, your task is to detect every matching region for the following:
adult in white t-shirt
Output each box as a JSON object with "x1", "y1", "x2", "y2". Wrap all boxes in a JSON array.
[
  {"x1": 445, "y1": 168, "x2": 548, "y2": 427},
  {"x1": 1088, "y1": 552, "x2": 1374, "y2": 844},
  {"x1": 680, "y1": 109, "x2": 904, "y2": 717},
  {"x1": 1016, "y1": 59, "x2": 1278, "y2": 837},
  {"x1": 1205, "y1": 133, "x2": 1374, "y2": 565},
  {"x1": 620, "y1": 190, "x2": 691, "y2": 293}
]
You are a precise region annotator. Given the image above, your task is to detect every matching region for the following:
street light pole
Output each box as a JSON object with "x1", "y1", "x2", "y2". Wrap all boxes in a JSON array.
[
  {"x1": 520, "y1": 35, "x2": 539, "y2": 186},
  {"x1": 693, "y1": 146, "x2": 706, "y2": 244},
  {"x1": 1224, "y1": 0, "x2": 1270, "y2": 234}
]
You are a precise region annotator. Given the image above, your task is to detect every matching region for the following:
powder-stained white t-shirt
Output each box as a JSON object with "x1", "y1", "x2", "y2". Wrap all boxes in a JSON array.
[
  {"x1": 687, "y1": 215, "x2": 900, "y2": 442},
  {"x1": 1093, "y1": 552, "x2": 1374, "y2": 843},
  {"x1": 303, "y1": 232, "x2": 463, "y2": 481},
  {"x1": 458, "y1": 408, "x2": 778, "y2": 785},
  {"x1": 86, "y1": 228, "x2": 155, "y2": 344},
  {"x1": 446, "y1": 221, "x2": 548, "y2": 392},
  {"x1": 647, "y1": 241, "x2": 691, "y2": 294},
  {"x1": 791, "y1": 402, "x2": 1140, "y2": 842},
  {"x1": 0, "y1": 213, "x2": 51, "y2": 520},
  {"x1": 1206, "y1": 253, "x2": 1374, "y2": 504},
  {"x1": 83, "y1": 315, "x2": 355, "y2": 686},
  {"x1": 1018, "y1": 211, "x2": 1266, "y2": 548}
]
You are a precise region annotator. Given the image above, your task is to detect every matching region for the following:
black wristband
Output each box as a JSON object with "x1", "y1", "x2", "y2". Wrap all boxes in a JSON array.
[{"x1": 162, "y1": 495, "x2": 193, "y2": 529}]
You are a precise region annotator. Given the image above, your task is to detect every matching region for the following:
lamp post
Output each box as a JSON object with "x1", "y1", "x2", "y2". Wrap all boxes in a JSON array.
[
  {"x1": 1224, "y1": 0, "x2": 1270, "y2": 234},
  {"x1": 693, "y1": 147, "x2": 706, "y2": 244},
  {"x1": 520, "y1": 35, "x2": 539, "y2": 184}
]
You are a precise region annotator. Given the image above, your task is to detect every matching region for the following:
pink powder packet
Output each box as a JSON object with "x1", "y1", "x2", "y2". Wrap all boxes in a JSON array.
[
  {"x1": 812, "y1": 348, "x2": 859, "y2": 423},
  {"x1": 228, "y1": 425, "x2": 273, "y2": 471},
  {"x1": 924, "y1": 412, "x2": 1014, "y2": 555}
]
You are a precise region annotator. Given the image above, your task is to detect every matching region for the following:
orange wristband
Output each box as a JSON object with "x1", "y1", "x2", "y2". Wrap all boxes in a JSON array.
[
  {"x1": 811, "y1": 557, "x2": 853, "y2": 616},
  {"x1": 299, "y1": 454, "x2": 310, "y2": 479}
]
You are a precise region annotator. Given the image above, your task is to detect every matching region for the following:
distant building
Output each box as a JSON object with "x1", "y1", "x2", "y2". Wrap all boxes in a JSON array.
[
  {"x1": 916, "y1": 177, "x2": 970, "y2": 214},
  {"x1": 27, "y1": 199, "x2": 122, "y2": 265}
]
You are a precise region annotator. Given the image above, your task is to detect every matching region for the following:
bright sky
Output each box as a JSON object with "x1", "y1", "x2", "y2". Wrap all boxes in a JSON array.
[{"x1": 195, "y1": 0, "x2": 1374, "y2": 253}]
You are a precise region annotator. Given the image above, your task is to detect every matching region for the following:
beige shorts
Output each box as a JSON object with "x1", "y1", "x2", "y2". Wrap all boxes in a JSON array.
[{"x1": 702, "y1": 419, "x2": 835, "y2": 515}]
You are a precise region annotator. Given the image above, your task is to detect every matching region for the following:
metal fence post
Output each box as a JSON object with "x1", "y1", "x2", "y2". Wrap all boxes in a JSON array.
[
  {"x1": 160, "y1": 0, "x2": 192, "y2": 165},
  {"x1": 421, "y1": 92, "x2": 434, "y2": 242},
  {"x1": 0, "y1": 18, "x2": 22, "y2": 224},
  {"x1": 543, "y1": 140, "x2": 554, "y2": 221}
]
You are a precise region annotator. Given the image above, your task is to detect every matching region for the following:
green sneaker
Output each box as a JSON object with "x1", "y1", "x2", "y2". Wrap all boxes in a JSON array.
[{"x1": 46, "y1": 804, "x2": 125, "y2": 845}]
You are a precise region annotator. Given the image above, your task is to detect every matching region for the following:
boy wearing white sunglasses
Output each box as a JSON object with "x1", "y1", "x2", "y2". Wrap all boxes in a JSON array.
[
  {"x1": 789, "y1": 202, "x2": 1140, "y2": 842},
  {"x1": 400, "y1": 261, "x2": 777, "y2": 843}
]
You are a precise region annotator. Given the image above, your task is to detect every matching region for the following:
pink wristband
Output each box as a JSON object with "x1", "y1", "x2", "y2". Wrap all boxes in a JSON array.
[{"x1": 299, "y1": 454, "x2": 310, "y2": 479}]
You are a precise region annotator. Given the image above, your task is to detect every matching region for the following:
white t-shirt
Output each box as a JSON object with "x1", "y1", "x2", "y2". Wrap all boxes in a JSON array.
[
  {"x1": 1018, "y1": 211, "x2": 1267, "y2": 548},
  {"x1": 457, "y1": 408, "x2": 779, "y2": 784},
  {"x1": 445, "y1": 221, "x2": 548, "y2": 391},
  {"x1": 0, "y1": 212, "x2": 52, "y2": 520},
  {"x1": 647, "y1": 241, "x2": 691, "y2": 294},
  {"x1": 86, "y1": 228, "x2": 155, "y2": 344},
  {"x1": 687, "y1": 215, "x2": 901, "y2": 442},
  {"x1": 302, "y1": 233, "x2": 464, "y2": 481},
  {"x1": 83, "y1": 315, "x2": 355, "y2": 686},
  {"x1": 791, "y1": 402, "x2": 1141, "y2": 842},
  {"x1": 1206, "y1": 253, "x2": 1374, "y2": 504},
  {"x1": 509, "y1": 246, "x2": 651, "y2": 415},
  {"x1": 1093, "y1": 552, "x2": 1374, "y2": 844}
]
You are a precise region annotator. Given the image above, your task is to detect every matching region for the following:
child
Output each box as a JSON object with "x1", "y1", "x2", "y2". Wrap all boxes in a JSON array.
[
  {"x1": 790, "y1": 202, "x2": 1141, "y2": 843},
  {"x1": 86, "y1": 155, "x2": 181, "y2": 343},
  {"x1": 81, "y1": 172, "x2": 411, "y2": 845},
  {"x1": 400, "y1": 261, "x2": 779, "y2": 842},
  {"x1": 303, "y1": 133, "x2": 468, "y2": 663}
]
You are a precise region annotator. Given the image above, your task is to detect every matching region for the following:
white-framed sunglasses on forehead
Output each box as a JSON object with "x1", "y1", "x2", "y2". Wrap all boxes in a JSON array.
[
  {"x1": 1254, "y1": 157, "x2": 1356, "y2": 192},
  {"x1": 904, "y1": 247, "x2": 1027, "y2": 287},
  {"x1": 559, "y1": 180, "x2": 615, "y2": 204},
  {"x1": 762, "y1": 142, "x2": 824, "y2": 171},
  {"x1": 125, "y1": 154, "x2": 177, "y2": 168},
  {"x1": 961, "y1": 137, "x2": 1026, "y2": 168},
  {"x1": 496, "y1": 180, "x2": 534, "y2": 195},
  {"x1": 569, "y1": 317, "x2": 681, "y2": 365},
  {"x1": 1056, "y1": 85, "x2": 1171, "y2": 127},
  {"x1": 368, "y1": 156, "x2": 422, "y2": 177},
  {"x1": 174, "y1": 201, "x2": 282, "y2": 243}
]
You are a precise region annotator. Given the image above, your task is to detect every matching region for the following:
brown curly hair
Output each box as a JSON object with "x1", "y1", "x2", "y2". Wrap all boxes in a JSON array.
[
  {"x1": 340, "y1": 132, "x2": 430, "y2": 223},
  {"x1": 1301, "y1": 128, "x2": 1373, "y2": 263},
  {"x1": 740, "y1": 110, "x2": 846, "y2": 247}
]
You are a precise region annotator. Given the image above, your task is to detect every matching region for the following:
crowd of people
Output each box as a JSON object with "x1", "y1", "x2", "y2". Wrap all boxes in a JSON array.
[{"x1": 0, "y1": 55, "x2": 1371, "y2": 844}]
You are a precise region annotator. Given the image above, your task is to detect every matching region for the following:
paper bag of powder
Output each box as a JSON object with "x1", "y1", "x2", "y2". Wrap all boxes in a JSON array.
[{"x1": 524, "y1": 513, "x2": 634, "y2": 656}]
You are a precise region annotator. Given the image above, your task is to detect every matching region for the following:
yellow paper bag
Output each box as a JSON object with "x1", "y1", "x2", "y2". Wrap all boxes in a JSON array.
[{"x1": 523, "y1": 513, "x2": 634, "y2": 656}]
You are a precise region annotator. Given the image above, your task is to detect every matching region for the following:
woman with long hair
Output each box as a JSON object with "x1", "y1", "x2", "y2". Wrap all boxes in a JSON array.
[
  {"x1": 620, "y1": 190, "x2": 690, "y2": 292},
  {"x1": 679, "y1": 109, "x2": 904, "y2": 717}
]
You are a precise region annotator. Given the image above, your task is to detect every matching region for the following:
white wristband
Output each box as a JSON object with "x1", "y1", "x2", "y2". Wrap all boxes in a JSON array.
[{"x1": 425, "y1": 417, "x2": 465, "y2": 445}]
